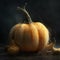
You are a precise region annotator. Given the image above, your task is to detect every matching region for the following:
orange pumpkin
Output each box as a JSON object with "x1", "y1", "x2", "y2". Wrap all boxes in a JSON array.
[
  {"x1": 7, "y1": 7, "x2": 60, "y2": 54},
  {"x1": 9, "y1": 22, "x2": 49, "y2": 52},
  {"x1": 8, "y1": 7, "x2": 49, "y2": 52}
]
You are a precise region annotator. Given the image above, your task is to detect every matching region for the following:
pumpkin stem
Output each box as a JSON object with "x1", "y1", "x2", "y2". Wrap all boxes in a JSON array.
[{"x1": 17, "y1": 6, "x2": 32, "y2": 23}]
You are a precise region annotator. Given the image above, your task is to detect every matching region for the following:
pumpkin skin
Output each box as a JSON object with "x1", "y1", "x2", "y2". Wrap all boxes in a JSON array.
[{"x1": 9, "y1": 22, "x2": 49, "y2": 52}]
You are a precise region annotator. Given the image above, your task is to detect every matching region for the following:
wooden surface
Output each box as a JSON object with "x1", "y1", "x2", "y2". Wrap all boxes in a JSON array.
[
  {"x1": 0, "y1": 45, "x2": 60, "y2": 60},
  {"x1": 0, "y1": 53, "x2": 60, "y2": 60}
]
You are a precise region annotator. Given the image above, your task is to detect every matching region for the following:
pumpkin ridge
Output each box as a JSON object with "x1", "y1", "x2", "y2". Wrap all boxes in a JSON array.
[
  {"x1": 29, "y1": 24, "x2": 39, "y2": 51},
  {"x1": 33, "y1": 22, "x2": 49, "y2": 51}
]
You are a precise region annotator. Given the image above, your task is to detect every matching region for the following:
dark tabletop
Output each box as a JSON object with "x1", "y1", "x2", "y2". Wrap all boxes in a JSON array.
[{"x1": 0, "y1": 45, "x2": 60, "y2": 60}]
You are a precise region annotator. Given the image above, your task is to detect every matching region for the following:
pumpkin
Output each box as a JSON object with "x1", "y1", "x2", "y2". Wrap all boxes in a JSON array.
[{"x1": 7, "y1": 6, "x2": 60, "y2": 54}]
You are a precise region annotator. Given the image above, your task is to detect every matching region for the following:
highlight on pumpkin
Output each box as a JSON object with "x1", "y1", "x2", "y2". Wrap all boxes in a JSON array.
[{"x1": 6, "y1": 5, "x2": 60, "y2": 55}]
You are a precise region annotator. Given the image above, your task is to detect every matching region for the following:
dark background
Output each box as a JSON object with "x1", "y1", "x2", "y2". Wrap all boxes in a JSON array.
[{"x1": 0, "y1": 0, "x2": 60, "y2": 46}]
